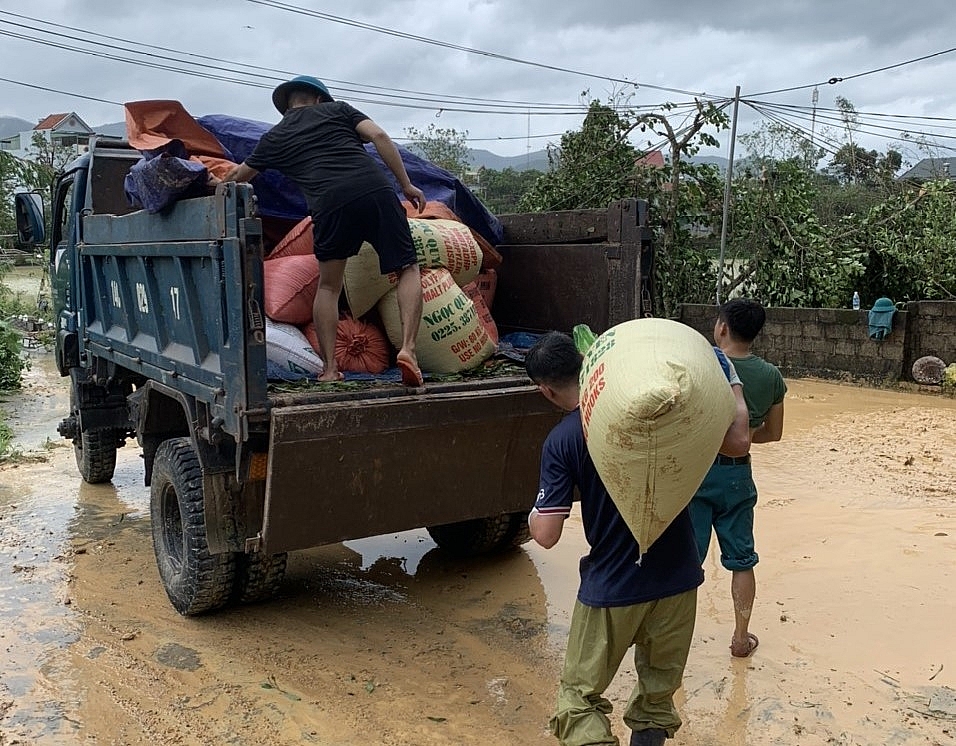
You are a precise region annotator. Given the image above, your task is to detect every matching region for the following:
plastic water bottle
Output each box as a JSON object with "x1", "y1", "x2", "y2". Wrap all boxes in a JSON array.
[{"x1": 852, "y1": 291, "x2": 860, "y2": 310}]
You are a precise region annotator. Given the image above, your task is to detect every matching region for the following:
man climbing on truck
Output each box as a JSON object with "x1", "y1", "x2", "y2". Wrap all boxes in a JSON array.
[{"x1": 224, "y1": 75, "x2": 427, "y2": 386}]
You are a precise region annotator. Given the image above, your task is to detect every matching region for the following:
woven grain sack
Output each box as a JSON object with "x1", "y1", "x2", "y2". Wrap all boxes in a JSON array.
[
  {"x1": 342, "y1": 242, "x2": 396, "y2": 318},
  {"x1": 265, "y1": 318, "x2": 323, "y2": 377},
  {"x1": 408, "y1": 218, "x2": 482, "y2": 285},
  {"x1": 263, "y1": 253, "x2": 319, "y2": 325},
  {"x1": 461, "y1": 280, "x2": 499, "y2": 345},
  {"x1": 377, "y1": 268, "x2": 495, "y2": 374},
  {"x1": 579, "y1": 318, "x2": 736, "y2": 552},
  {"x1": 301, "y1": 316, "x2": 392, "y2": 374},
  {"x1": 269, "y1": 216, "x2": 313, "y2": 260},
  {"x1": 474, "y1": 269, "x2": 497, "y2": 309}
]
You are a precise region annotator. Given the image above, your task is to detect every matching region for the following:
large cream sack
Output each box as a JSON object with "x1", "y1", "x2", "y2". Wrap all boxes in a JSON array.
[
  {"x1": 580, "y1": 318, "x2": 735, "y2": 552},
  {"x1": 377, "y1": 268, "x2": 496, "y2": 374},
  {"x1": 343, "y1": 242, "x2": 395, "y2": 318},
  {"x1": 408, "y1": 218, "x2": 482, "y2": 285},
  {"x1": 343, "y1": 221, "x2": 484, "y2": 318}
]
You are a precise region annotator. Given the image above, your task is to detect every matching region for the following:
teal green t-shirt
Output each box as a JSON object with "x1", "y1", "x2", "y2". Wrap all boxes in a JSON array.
[{"x1": 728, "y1": 354, "x2": 787, "y2": 428}]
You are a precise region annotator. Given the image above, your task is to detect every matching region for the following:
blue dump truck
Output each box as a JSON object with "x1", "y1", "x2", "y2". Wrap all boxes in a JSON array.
[{"x1": 15, "y1": 136, "x2": 652, "y2": 615}]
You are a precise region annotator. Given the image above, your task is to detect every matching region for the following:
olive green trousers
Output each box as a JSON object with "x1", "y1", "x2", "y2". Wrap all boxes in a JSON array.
[{"x1": 549, "y1": 588, "x2": 697, "y2": 746}]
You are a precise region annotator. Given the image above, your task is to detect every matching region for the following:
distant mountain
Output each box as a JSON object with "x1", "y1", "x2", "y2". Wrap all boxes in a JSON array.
[
  {"x1": 467, "y1": 148, "x2": 551, "y2": 172},
  {"x1": 0, "y1": 116, "x2": 34, "y2": 139},
  {"x1": 92, "y1": 121, "x2": 126, "y2": 137}
]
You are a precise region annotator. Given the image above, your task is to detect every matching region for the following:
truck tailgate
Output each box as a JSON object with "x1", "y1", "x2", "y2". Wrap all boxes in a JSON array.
[{"x1": 261, "y1": 380, "x2": 560, "y2": 553}]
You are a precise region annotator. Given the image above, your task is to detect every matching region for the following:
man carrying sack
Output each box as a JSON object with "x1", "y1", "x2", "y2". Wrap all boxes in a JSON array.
[{"x1": 525, "y1": 330, "x2": 748, "y2": 746}]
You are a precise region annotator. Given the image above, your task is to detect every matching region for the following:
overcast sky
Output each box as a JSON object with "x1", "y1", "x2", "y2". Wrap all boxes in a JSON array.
[{"x1": 3, "y1": 0, "x2": 956, "y2": 166}]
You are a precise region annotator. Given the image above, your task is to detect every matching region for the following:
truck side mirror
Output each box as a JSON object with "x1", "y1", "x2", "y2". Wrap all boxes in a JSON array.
[{"x1": 15, "y1": 191, "x2": 46, "y2": 247}]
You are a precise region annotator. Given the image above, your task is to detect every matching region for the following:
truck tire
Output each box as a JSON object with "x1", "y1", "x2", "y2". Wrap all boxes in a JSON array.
[
  {"x1": 427, "y1": 511, "x2": 532, "y2": 556},
  {"x1": 150, "y1": 438, "x2": 235, "y2": 616},
  {"x1": 74, "y1": 428, "x2": 118, "y2": 484},
  {"x1": 232, "y1": 551, "x2": 288, "y2": 605}
]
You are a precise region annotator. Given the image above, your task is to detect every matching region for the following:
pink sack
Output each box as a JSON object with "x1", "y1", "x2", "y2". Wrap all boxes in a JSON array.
[{"x1": 264, "y1": 254, "x2": 319, "y2": 325}]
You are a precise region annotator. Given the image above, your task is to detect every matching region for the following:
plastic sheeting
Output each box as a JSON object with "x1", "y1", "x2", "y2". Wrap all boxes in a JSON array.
[{"x1": 197, "y1": 114, "x2": 503, "y2": 244}]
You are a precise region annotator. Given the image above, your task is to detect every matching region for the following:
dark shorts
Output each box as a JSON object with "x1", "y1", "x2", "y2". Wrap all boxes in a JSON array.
[
  {"x1": 312, "y1": 188, "x2": 417, "y2": 273},
  {"x1": 687, "y1": 462, "x2": 759, "y2": 571}
]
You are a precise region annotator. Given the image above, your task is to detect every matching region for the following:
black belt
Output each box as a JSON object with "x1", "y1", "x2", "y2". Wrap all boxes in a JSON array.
[{"x1": 714, "y1": 454, "x2": 751, "y2": 466}]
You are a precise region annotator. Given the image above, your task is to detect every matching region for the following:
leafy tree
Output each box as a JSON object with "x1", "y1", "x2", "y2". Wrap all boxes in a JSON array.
[
  {"x1": 739, "y1": 121, "x2": 824, "y2": 172},
  {"x1": 725, "y1": 160, "x2": 865, "y2": 307},
  {"x1": 830, "y1": 144, "x2": 902, "y2": 187},
  {"x1": 0, "y1": 151, "x2": 24, "y2": 240},
  {"x1": 404, "y1": 124, "x2": 470, "y2": 176},
  {"x1": 518, "y1": 100, "x2": 639, "y2": 212},
  {"x1": 843, "y1": 179, "x2": 956, "y2": 302},
  {"x1": 475, "y1": 167, "x2": 542, "y2": 214}
]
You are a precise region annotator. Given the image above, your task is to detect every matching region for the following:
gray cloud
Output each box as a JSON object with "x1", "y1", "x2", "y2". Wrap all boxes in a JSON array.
[{"x1": 1, "y1": 0, "x2": 955, "y2": 161}]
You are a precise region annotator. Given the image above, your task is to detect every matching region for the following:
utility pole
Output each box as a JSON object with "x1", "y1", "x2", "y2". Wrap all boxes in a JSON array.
[
  {"x1": 716, "y1": 85, "x2": 741, "y2": 305},
  {"x1": 809, "y1": 86, "x2": 819, "y2": 170}
]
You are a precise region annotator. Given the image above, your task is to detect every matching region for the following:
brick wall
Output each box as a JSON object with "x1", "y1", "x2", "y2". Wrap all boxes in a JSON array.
[
  {"x1": 902, "y1": 301, "x2": 956, "y2": 375},
  {"x1": 679, "y1": 304, "x2": 909, "y2": 382}
]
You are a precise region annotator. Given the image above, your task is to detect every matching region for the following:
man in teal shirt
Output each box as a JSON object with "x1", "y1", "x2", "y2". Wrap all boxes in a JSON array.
[{"x1": 689, "y1": 299, "x2": 786, "y2": 658}]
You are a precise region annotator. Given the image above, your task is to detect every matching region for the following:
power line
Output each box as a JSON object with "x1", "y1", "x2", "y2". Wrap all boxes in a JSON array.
[
  {"x1": 0, "y1": 75, "x2": 122, "y2": 107},
  {"x1": 1, "y1": 19, "x2": 714, "y2": 118},
  {"x1": 241, "y1": 0, "x2": 716, "y2": 99},
  {"x1": 0, "y1": 10, "x2": 605, "y2": 112},
  {"x1": 746, "y1": 44, "x2": 956, "y2": 97}
]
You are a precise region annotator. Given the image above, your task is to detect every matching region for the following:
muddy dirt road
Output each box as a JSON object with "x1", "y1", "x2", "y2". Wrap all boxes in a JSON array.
[{"x1": 2, "y1": 354, "x2": 955, "y2": 745}]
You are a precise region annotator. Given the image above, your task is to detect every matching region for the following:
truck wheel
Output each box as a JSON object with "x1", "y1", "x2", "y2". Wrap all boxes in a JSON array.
[
  {"x1": 150, "y1": 438, "x2": 235, "y2": 616},
  {"x1": 232, "y1": 551, "x2": 288, "y2": 605},
  {"x1": 74, "y1": 428, "x2": 118, "y2": 484},
  {"x1": 427, "y1": 511, "x2": 532, "y2": 556},
  {"x1": 499, "y1": 510, "x2": 532, "y2": 550}
]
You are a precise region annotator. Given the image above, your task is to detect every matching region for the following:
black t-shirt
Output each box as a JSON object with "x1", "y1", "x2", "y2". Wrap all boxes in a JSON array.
[
  {"x1": 535, "y1": 410, "x2": 704, "y2": 607},
  {"x1": 245, "y1": 101, "x2": 391, "y2": 215}
]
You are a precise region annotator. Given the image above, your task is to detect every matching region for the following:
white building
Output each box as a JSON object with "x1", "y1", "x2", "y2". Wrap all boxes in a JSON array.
[{"x1": 0, "y1": 112, "x2": 94, "y2": 162}]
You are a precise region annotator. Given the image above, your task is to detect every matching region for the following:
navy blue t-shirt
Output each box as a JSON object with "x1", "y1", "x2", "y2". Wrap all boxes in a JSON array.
[
  {"x1": 535, "y1": 410, "x2": 703, "y2": 607},
  {"x1": 246, "y1": 101, "x2": 391, "y2": 216}
]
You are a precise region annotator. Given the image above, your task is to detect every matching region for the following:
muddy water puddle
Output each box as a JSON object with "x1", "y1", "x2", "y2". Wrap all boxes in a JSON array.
[{"x1": 2, "y1": 361, "x2": 955, "y2": 744}]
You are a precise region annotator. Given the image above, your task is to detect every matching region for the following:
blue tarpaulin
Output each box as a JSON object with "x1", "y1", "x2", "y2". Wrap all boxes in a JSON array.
[{"x1": 196, "y1": 114, "x2": 502, "y2": 244}]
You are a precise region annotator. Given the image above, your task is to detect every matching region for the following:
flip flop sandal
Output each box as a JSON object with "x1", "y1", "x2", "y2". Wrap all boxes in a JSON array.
[
  {"x1": 731, "y1": 633, "x2": 759, "y2": 658},
  {"x1": 396, "y1": 354, "x2": 424, "y2": 388}
]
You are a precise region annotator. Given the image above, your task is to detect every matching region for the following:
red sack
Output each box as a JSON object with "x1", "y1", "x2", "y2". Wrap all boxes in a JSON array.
[
  {"x1": 269, "y1": 216, "x2": 314, "y2": 260},
  {"x1": 461, "y1": 280, "x2": 499, "y2": 346},
  {"x1": 475, "y1": 269, "x2": 497, "y2": 309},
  {"x1": 263, "y1": 254, "x2": 319, "y2": 325},
  {"x1": 302, "y1": 316, "x2": 392, "y2": 374}
]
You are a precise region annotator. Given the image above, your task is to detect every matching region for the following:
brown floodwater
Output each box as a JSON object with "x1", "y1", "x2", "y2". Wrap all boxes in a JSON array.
[{"x1": 1, "y1": 356, "x2": 954, "y2": 745}]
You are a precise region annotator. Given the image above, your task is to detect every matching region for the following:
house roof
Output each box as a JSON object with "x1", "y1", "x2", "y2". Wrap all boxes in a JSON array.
[
  {"x1": 33, "y1": 112, "x2": 93, "y2": 134},
  {"x1": 34, "y1": 114, "x2": 70, "y2": 130},
  {"x1": 898, "y1": 157, "x2": 956, "y2": 181},
  {"x1": 636, "y1": 150, "x2": 666, "y2": 168}
]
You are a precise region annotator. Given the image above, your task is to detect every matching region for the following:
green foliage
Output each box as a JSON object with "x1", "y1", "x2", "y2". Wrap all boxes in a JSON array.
[
  {"x1": 404, "y1": 124, "x2": 471, "y2": 176},
  {"x1": 518, "y1": 100, "x2": 640, "y2": 212},
  {"x1": 740, "y1": 121, "x2": 824, "y2": 171},
  {"x1": 725, "y1": 160, "x2": 865, "y2": 307},
  {"x1": 842, "y1": 180, "x2": 956, "y2": 302},
  {"x1": 475, "y1": 167, "x2": 542, "y2": 214},
  {"x1": 0, "y1": 411, "x2": 12, "y2": 457},
  {"x1": 1, "y1": 151, "x2": 22, "y2": 240},
  {"x1": 830, "y1": 144, "x2": 902, "y2": 187},
  {"x1": 0, "y1": 319, "x2": 26, "y2": 391}
]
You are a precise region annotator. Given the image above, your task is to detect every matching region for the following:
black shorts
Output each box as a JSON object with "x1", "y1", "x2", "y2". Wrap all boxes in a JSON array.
[{"x1": 312, "y1": 188, "x2": 417, "y2": 273}]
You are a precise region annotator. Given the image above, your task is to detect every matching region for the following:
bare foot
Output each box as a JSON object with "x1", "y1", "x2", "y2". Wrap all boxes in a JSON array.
[
  {"x1": 730, "y1": 633, "x2": 759, "y2": 658},
  {"x1": 317, "y1": 369, "x2": 344, "y2": 383}
]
